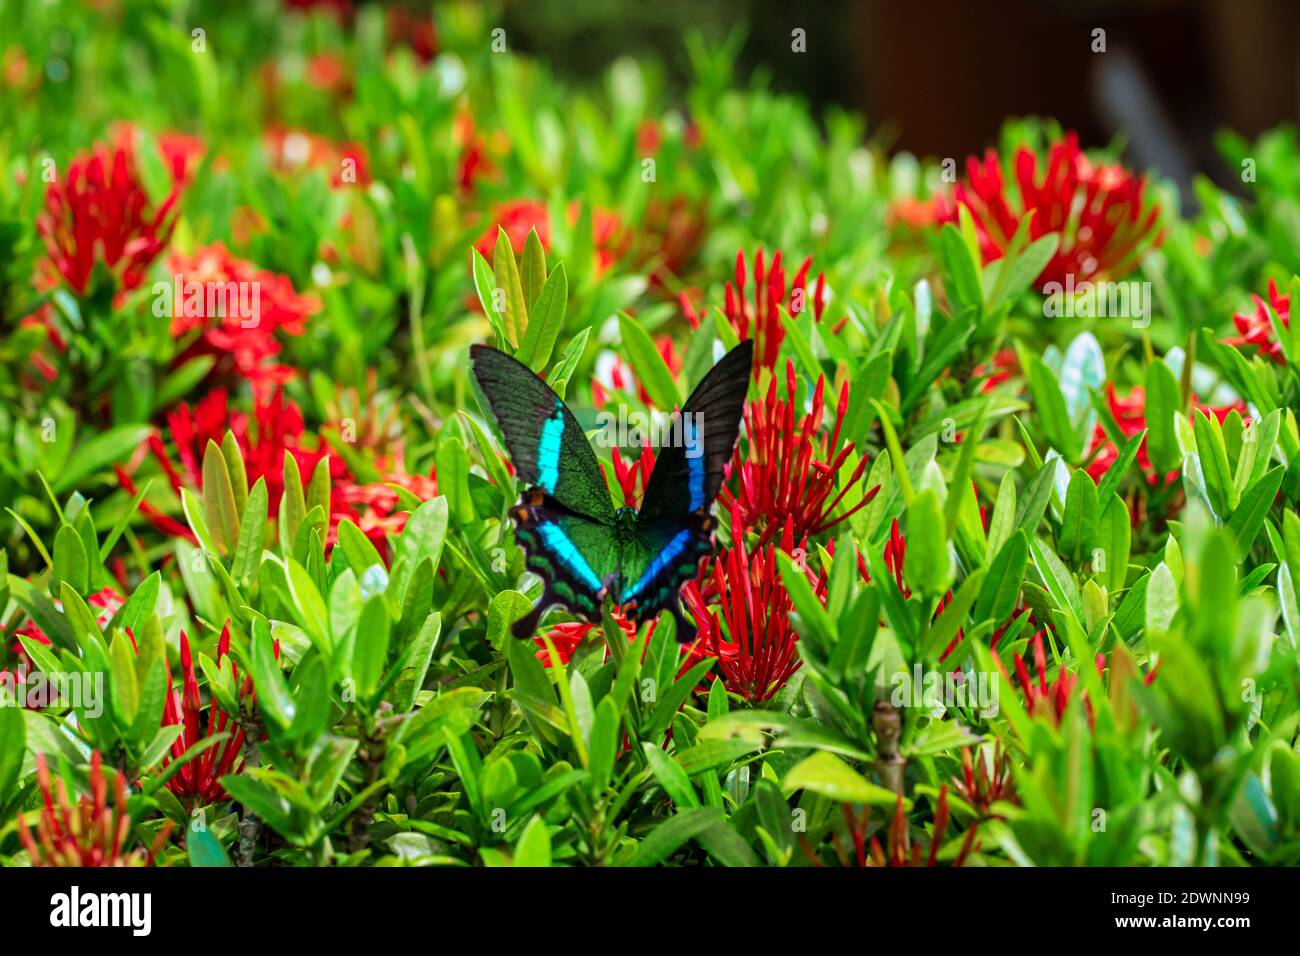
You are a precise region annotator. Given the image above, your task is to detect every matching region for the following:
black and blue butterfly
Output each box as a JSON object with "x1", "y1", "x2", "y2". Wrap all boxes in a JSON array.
[{"x1": 470, "y1": 339, "x2": 753, "y2": 641}]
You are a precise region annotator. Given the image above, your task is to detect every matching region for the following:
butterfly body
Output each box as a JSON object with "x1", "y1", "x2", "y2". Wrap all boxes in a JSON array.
[{"x1": 471, "y1": 339, "x2": 752, "y2": 641}]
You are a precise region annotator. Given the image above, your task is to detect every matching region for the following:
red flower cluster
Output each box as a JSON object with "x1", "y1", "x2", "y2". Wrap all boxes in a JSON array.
[
  {"x1": 937, "y1": 132, "x2": 1161, "y2": 289},
  {"x1": 162, "y1": 626, "x2": 249, "y2": 803},
  {"x1": 1084, "y1": 384, "x2": 1244, "y2": 484},
  {"x1": 695, "y1": 248, "x2": 826, "y2": 375},
  {"x1": 37, "y1": 129, "x2": 183, "y2": 296},
  {"x1": 19, "y1": 752, "x2": 171, "y2": 867},
  {"x1": 167, "y1": 242, "x2": 321, "y2": 391},
  {"x1": 723, "y1": 360, "x2": 875, "y2": 546},
  {"x1": 1226, "y1": 279, "x2": 1290, "y2": 365},
  {"x1": 681, "y1": 509, "x2": 821, "y2": 703}
]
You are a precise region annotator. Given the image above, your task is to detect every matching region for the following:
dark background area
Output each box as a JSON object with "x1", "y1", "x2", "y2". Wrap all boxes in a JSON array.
[{"x1": 503, "y1": 0, "x2": 1300, "y2": 191}]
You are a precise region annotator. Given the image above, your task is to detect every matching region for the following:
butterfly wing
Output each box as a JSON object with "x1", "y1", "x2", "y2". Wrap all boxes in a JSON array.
[
  {"x1": 618, "y1": 512, "x2": 716, "y2": 639},
  {"x1": 509, "y1": 491, "x2": 620, "y2": 638},
  {"x1": 470, "y1": 344, "x2": 616, "y2": 524},
  {"x1": 471, "y1": 345, "x2": 619, "y2": 637},
  {"x1": 636, "y1": 339, "x2": 752, "y2": 526},
  {"x1": 621, "y1": 340, "x2": 753, "y2": 639}
]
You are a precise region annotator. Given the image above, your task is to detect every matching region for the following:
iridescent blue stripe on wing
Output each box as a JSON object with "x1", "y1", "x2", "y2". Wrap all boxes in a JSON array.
[
  {"x1": 537, "y1": 401, "x2": 564, "y2": 493},
  {"x1": 538, "y1": 522, "x2": 604, "y2": 592},
  {"x1": 684, "y1": 417, "x2": 705, "y2": 510},
  {"x1": 621, "y1": 528, "x2": 695, "y2": 602}
]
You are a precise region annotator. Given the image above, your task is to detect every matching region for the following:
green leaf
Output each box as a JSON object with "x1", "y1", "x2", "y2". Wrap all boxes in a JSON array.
[
  {"x1": 783, "y1": 752, "x2": 908, "y2": 807},
  {"x1": 520, "y1": 228, "x2": 547, "y2": 312},
  {"x1": 0, "y1": 705, "x2": 25, "y2": 805},
  {"x1": 1025, "y1": 353, "x2": 1081, "y2": 460},
  {"x1": 187, "y1": 825, "x2": 233, "y2": 867},
  {"x1": 202, "y1": 440, "x2": 240, "y2": 555},
  {"x1": 616, "y1": 311, "x2": 681, "y2": 410},
  {"x1": 643, "y1": 743, "x2": 700, "y2": 808},
  {"x1": 1097, "y1": 493, "x2": 1131, "y2": 593},
  {"x1": 628, "y1": 807, "x2": 724, "y2": 866},
  {"x1": 52, "y1": 524, "x2": 89, "y2": 596},
  {"x1": 1227, "y1": 466, "x2": 1284, "y2": 560},
  {"x1": 515, "y1": 263, "x2": 567, "y2": 372},
  {"x1": 231, "y1": 477, "x2": 268, "y2": 586},
  {"x1": 353, "y1": 595, "x2": 391, "y2": 702},
  {"x1": 51, "y1": 425, "x2": 151, "y2": 493},
  {"x1": 514, "y1": 815, "x2": 552, "y2": 867},
  {"x1": 1144, "y1": 359, "x2": 1181, "y2": 475},
  {"x1": 472, "y1": 247, "x2": 508, "y2": 348},
  {"x1": 1193, "y1": 408, "x2": 1237, "y2": 517},
  {"x1": 391, "y1": 612, "x2": 442, "y2": 712},
  {"x1": 975, "y1": 529, "x2": 1028, "y2": 626},
  {"x1": 1030, "y1": 535, "x2": 1085, "y2": 630},
  {"x1": 389, "y1": 497, "x2": 448, "y2": 609},
  {"x1": 904, "y1": 487, "x2": 951, "y2": 596},
  {"x1": 1058, "y1": 469, "x2": 1099, "y2": 564},
  {"x1": 493, "y1": 226, "x2": 527, "y2": 347},
  {"x1": 286, "y1": 557, "x2": 331, "y2": 658}
]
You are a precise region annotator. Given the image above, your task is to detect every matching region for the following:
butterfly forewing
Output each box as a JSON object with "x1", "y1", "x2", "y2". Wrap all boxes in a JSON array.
[
  {"x1": 470, "y1": 344, "x2": 616, "y2": 524},
  {"x1": 636, "y1": 339, "x2": 753, "y2": 526}
]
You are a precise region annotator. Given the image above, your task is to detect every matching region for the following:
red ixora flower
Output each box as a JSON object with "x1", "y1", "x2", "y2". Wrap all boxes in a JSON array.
[
  {"x1": 999, "y1": 629, "x2": 1156, "y2": 729},
  {"x1": 1226, "y1": 279, "x2": 1290, "y2": 365},
  {"x1": 534, "y1": 612, "x2": 655, "y2": 667},
  {"x1": 1084, "y1": 383, "x2": 1244, "y2": 485},
  {"x1": 19, "y1": 751, "x2": 172, "y2": 867},
  {"x1": 36, "y1": 128, "x2": 183, "y2": 296},
  {"x1": 338, "y1": 469, "x2": 439, "y2": 555},
  {"x1": 803, "y1": 786, "x2": 976, "y2": 868},
  {"x1": 937, "y1": 132, "x2": 1161, "y2": 289},
  {"x1": 685, "y1": 248, "x2": 826, "y2": 375},
  {"x1": 723, "y1": 360, "x2": 877, "y2": 546},
  {"x1": 166, "y1": 242, "x2": 321, "y2": 391},
  {"x1": 681, "y1": 509, "x2": 821, "y2": 703},
  {"x1": 163, "y1": 625, "x2": 256, "y2": 803},
  {"x1": 118, "y1": 387, "x2": 347, "y2": 541}
]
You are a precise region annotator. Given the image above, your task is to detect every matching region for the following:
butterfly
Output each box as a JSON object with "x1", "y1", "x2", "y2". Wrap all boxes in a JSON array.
[{"x1": 470, "y1": 339, "x2": 753, "y2": 642}]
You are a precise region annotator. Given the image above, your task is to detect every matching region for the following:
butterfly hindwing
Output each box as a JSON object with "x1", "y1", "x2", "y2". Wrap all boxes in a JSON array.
[
  {"x1": 470, "y1": 345, "x2": 616, "y2": 523},
  {"x1": 510, "y1": 489, "x2": 618, "y2": 638},
  {"x1": 618, "y1": 513, "x2": 716, "y2": 638},
  {"x1": 636, "y1": 339, "x2": 753, "y2": 526}
]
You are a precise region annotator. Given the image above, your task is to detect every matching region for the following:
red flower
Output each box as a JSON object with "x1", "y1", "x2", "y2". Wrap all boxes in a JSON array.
[
  {"x1": 163, "y1": 626, "x2": 247, "y2": 803},
  {"x1": 264, "y1": 125, "x2": 371, "y2": 187},
  {"x1": 1005, "y1": 629, "x2": 1089, "y2": 726},
  {"x1": 723, "y1": 360, "x2": 876, "y2": 546},
  {"x1": 716, "y1": 248, "x2": 827, "y2": 375},
  {"x1": 37, "y1": 129, "x2": 182, "y2": 296},
  {"x1": 973, "y1": 348, "x2": 1018, "y2": 392},
  {"x1": 937, "y1": 133, "x2": 1161, "y2": 289},
  {"x1": 952, "y1": 743, "x2": 1015, "y2": 819},
  {"x1": 805, "y1": 786, "x2": 976, "y2": 868},
  {"x1": 19, "y1": 751, "x2": 172, "y2": 867},
  {"x1": 534, "y1": 612, "x2": 652, "y2": 667},
  {"x1": 120, "y1": 387, "x2": 347, "y2": 541},
  {"x1": 681, "y1": 509, "x2": 818, "y2": 703},
  {"x1": 337, "y1": 468, "x2": 439, "y2": 555},
  {"x1": 1084, "y1": 384, "x2": 1244, "y2": 484},
  {"x1": 611, "y1": 444, "x2": 654, "y2": 507},
  {"x1": 1226, "y1": 279, "x2": 1290, "y2": 365},
  {"x1": 166, "y1": 242, "x2": 320, "y2": 390}
]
